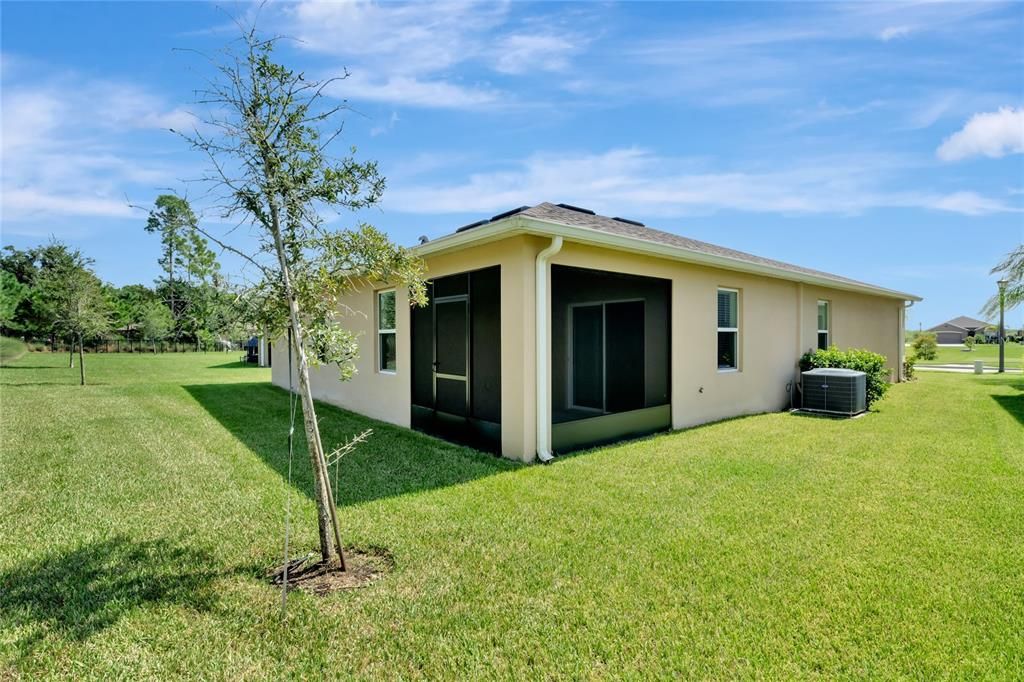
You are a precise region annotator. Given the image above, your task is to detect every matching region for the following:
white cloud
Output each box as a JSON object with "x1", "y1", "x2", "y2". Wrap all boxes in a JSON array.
[
  {"x1": 329, "y1": 73, "x2": 502, "y2": 110},
  {"x1": 2, "y1": 188, "x2": 134, "y2": 221},
  {"x1": 275, "y1": 1, "x2": 589, "y2": 109},
  {"x1": 1, "y1": 76, "x2": 191, "y2": 223},
  {"x1": 929, "y1": 191, "x2": 1015, "y2": 216},
  {"x1": 385, "y1": 147, "x2": 1020, "y2": 218},
  {"x1": 91, "y1": 83, "x2": 198, "y2": 131},
  {"x1": 784, "y1": 99, "x2": 884, "y2": 130},
  {"x1": 283, "y1": 1, "x2": 507, "y2": 74},
  {"x1": 616, "y1": 2, "x2": 1011, "y2": 109},
  {"x1": 493, "y1": 33, "x2": 580, "y2": 75},
  {"x1": 370, "y1": 111, "x2": 400, "y2": 137},
  {"x1": 276, "y1": 0, "x2": 513, "y2": 110},
  {"x1": 906, "y1": 91, "x2": 959, "y2": 129},
  {"x1": 936, "y1": 107, "x2": 1024, "y2": 161},
  {"x1": 879, "y1": 25, "x2": 912, "y2": 41}
]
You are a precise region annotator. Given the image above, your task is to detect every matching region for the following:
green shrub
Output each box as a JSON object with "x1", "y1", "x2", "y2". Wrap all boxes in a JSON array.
[
  {"x1": 903, "y1": 353, "x2": 916, "y2": 381},
  {"x1": 911, "y1": 332, "x2": 938, "y2": 361},
  {"x1": 800, "y1": 346, "x2": 890, "y2": 408},
  {"x1": 964, "y1": 335, "x2": 976, "y2": 350}
]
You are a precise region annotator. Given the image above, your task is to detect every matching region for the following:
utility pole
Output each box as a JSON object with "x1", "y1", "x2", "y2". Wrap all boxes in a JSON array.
[{"x1": 997, "y1": 279, "x2": 1008, "y2": 373}]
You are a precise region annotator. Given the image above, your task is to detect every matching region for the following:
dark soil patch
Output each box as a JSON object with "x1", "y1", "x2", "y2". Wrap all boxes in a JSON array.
[{"x1": 268, "y1": 546, "x2": 394, "y2": 595}]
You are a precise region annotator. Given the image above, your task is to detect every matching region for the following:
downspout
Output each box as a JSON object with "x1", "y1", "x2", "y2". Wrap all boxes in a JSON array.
[
  {"x1": 901, "y1": 300, "x2": 914, "y2": 382},
  {"x1": 536, "y1": 236, "x2": 563, "y2": 463},
  {"x1": 796, "y1": 283, "x2": 804, "y2": 357}
]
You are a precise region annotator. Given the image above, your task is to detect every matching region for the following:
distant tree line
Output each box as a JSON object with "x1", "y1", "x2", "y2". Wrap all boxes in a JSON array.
[{"x1": 0, "y1": 196, "x2": 252, "y2": 380}]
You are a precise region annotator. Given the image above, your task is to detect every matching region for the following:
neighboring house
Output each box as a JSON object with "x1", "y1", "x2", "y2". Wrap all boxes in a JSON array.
[
  {"x1": 927, "y1": 316, "x2": 992, "y2": 344},
  {"x1": 272, "y1": 202, "x2": 920, "y2": 462}
]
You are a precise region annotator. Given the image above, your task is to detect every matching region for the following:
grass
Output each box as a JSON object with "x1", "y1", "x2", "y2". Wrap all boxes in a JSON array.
[
  {"x1": 911, "y1": 340, "x2": 1023, "y2": 369},
  {"x1": 1, "y1": 352, "x2": 1022, "y2": 679},
  {"x1": 0, "y1": 336, "x2": 27, "y2": 364}
]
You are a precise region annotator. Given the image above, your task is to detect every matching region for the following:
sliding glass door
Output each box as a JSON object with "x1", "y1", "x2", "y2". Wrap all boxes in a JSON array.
[
  {"x1": 570, "y1": 300, "x2": 645, "y2": 414},
  {"x1": 571, "y1": 304, "x2": 604, "y2": 410}
]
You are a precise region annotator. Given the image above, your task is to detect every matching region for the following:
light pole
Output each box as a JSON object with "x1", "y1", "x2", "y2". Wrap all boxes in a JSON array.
[{"x1": 998, "y1": 278, "x2": 1008, "y2": 374}]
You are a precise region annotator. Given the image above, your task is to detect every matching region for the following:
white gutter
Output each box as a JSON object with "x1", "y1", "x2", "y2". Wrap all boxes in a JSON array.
[
  {"x1": 413, "y1": 215, "x2": 922, "y2": 303},
  {"x1": 535, "y1": 236, "x2": 563, "y2": 463}
]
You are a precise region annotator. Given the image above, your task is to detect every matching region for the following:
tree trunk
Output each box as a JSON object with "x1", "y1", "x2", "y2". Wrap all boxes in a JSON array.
[
  {"x1": 267, "y1": 214, "x2": 345, "y2": 568},
  {"x1": 169, "y1": 239, "x2": 176, "y2": 349},
  {"x1": 69, "y1": 342, "x2": 74, "y2": 368},
  {"x1": 287, "y1": 306, "x2": 346, "y2": 568},
  {"x1": 78, "y1": 334, "x2": 85, "y2": 386}
]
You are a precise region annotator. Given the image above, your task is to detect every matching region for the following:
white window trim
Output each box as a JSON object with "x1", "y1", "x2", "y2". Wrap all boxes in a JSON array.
[
  {"x1": 817, "y1": 299, "x2": 830, "y2": 350},
  {"x1": 717, "y1": 287, "x2": 740, "y2": 372},
  {"x1": 377, "y1": 289, "x2": 397, "y2": 374}
]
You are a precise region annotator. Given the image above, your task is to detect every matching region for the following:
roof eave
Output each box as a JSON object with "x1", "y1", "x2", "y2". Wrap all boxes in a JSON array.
[{"x1": 412, "y1": 215, "x2": 923, "y2": 302}]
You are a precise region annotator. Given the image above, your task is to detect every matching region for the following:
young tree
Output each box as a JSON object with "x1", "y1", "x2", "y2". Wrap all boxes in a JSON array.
[
  {"x1": 911, "y1": 332, "x2": 938, "y2": 361},
  {"x1": 145, "y1": 195, "x2": 227, "y2": 350},
  {"x1": 107, "y1": 283, "x2": 158, "y2": 350},
  {"x1": 981, "y1": 245, "x2": 1023, "y2": 319},
  {"x1": 179, "y1": 30, "x2": 426, "y2": 566},
  {"x1": 145, "y1": 194, "x2": 197, "y2": 341},
  {"x1": 36, "y1": 245, "x2": 110, "y2": 385},
  {"x1": 140, "y1": 302, "x2": 173, "y2": 353}
]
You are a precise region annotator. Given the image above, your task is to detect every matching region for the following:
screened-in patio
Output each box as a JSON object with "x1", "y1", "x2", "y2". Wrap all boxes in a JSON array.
[{"x1": 550, "y1": 265, "x2": 672, "y2": 452}]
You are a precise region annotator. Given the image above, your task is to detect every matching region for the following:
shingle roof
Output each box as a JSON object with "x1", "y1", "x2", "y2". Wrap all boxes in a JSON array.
[
  {"x1": 929, "y1": 315, "x2": 992, "y2": 331},
  {"x1": 518, "y1": 202, "x2": 893, "y2": 292},
  {"x1": 422, "y1": 202, "x2": 920, "y2": 300}
]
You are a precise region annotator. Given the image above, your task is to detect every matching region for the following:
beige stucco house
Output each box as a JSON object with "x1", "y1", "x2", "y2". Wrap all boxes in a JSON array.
[{"x1": 272, "y1": 202, "x2": 921, "y2": 462}]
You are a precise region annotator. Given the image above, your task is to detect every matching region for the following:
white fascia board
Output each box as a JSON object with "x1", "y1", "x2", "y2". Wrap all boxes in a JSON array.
[{"x1": 412, "y1": 215, "x2": 923, "y2": 302}]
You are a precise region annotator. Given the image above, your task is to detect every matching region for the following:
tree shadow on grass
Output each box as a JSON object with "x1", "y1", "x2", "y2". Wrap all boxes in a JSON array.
[
  {"x1": 989, "y1": 377, "x2": 1024, "y2": 426},
  {"x1": 0, "y1": 537, "x2": 223, "y2": 657},
  {"x1": 0, "y1": 379, "x2": 111, "y2": 387},
  {"x1": 207, "y1": 361, "x2": 265, "y2": 370},
  {"x1": 183, "y1": 382, "x2": 521, "y2": 508}
]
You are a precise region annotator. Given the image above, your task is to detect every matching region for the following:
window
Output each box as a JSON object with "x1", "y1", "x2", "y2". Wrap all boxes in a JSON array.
[
  {"x1": 377, "y1": 290, "x2": 396, "y2": 372},
  {"x1": 717, "y1": 288, "x2": 739, "y2": 370},
  {"x1": 817, "y1": 300, "x2": 830, "y2": 350}
]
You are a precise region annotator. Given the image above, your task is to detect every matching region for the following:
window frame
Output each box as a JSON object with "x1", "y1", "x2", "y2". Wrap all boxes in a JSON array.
[
  {"x1": 717, "y1": 287, "x2": 740, "y2": 372},
  {"x1": 817, "y1": 299, "x2": 830, "y2": 351},
  {"x1": 377, "y1": 288, "x2": 397, "y2": 374}
]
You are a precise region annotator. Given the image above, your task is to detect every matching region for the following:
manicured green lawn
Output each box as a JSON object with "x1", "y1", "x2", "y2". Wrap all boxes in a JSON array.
[
  {"x1": 911, "y1": 340, "x2": 1023, "y2": 368},
  {"x1": 2, "y1": 353, "x2": 1022, "y2": 678}
]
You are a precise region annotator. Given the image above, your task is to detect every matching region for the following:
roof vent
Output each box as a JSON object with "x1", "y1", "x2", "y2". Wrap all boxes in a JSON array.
[
  {"x1": 556, "y1": 203, "x2": 596, "y2": 215},
  {"x1": 455, "y1": 219, "x2": 490, "y2": 233},
  {"x1": 612, "y1": 217, "x2": 645, "y2": 227},
  {"x1": 418, "y1": 235, "x2": 430, "y2": 244},
  {"x1": 489, "y1": 205, "x2": 531, "y2": 222}
]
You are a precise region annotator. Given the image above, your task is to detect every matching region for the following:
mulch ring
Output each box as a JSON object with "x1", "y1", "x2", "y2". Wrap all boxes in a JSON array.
[{"x1": 268, "y1": 546, "x2": 394, "y2": 595}]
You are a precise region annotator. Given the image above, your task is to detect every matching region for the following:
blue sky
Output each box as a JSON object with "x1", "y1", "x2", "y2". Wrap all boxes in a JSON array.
[{"x1": 2, "y1": 1, "x2": 1022, "y2": 328}]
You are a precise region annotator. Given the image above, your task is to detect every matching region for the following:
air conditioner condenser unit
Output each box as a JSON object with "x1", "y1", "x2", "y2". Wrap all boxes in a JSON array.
[{"x1": 800, "y1": 368, "x2": 867, "y2": 416}]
